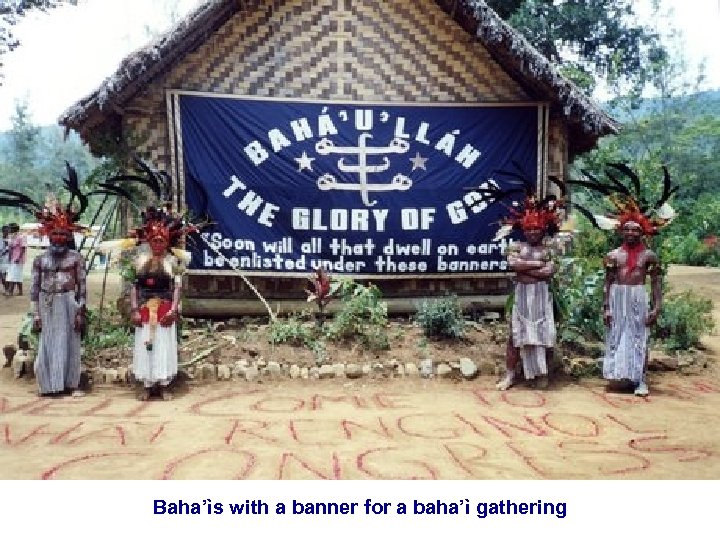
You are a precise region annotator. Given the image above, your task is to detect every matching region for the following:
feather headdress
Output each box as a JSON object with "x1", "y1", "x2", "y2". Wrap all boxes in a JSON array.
[
  {"x1": 568, "y1": 163, "x2": 678, "y2": 235},
  {"x1": 465, "y1": 161, "x2": 566, "y2": 241},
  {"x1": 0, "y1": 162, "x2": 90, "y2": 237},
  {"x1": 97, "y1": 158, "x2": 205, "y2": 260}
]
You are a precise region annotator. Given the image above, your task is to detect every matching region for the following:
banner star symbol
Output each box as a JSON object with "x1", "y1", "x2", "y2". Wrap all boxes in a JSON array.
[
  {"x1": 409, "y1": 152, "x2": 428, "y2": 171},
  {"x1": 295, "y1": 151, "x2": 315, "y2": 172}
]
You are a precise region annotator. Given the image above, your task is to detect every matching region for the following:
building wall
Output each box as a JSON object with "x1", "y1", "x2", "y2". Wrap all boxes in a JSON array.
[{"x1": 119, "y1": 0, "x2": 561, "y2": 312}]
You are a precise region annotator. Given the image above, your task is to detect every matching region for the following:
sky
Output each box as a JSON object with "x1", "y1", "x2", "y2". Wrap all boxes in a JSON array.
[{"x1": 0, "y1": 0, "x2": 718, "y2": 131}]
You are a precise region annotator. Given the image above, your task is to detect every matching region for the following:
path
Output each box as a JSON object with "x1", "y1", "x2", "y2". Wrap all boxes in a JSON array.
[{"x1": 0, "y1": 266, "x2": 718, "y2": 479}]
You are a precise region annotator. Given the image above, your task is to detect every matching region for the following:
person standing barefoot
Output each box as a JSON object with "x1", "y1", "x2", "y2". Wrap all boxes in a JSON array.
[{"x1": 493, "y1": 196, "x2": 564, "y2": 391}]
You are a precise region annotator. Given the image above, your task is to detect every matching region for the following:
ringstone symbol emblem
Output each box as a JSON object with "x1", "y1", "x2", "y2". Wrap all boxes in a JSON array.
[{"x1": 314, "y1": 133, "x2": 412, "y2": 207}]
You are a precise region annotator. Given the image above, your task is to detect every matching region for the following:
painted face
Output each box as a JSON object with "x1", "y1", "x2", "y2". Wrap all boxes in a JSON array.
[
  {"x1": 621, "y1": 222, "x2": 643, "y2": 245},
  {"x1": 48, "y1": 229, "x2": 71, "y2": 256},
  {"x1": 49, "y1": 229, "x2": 71, "y2": 247},
  {"x1": 149, "y1": 235, "x2": 169, "y2": 256},
  {"x1": 524, "y1": 227, "x2": 544, "y2": 246}
]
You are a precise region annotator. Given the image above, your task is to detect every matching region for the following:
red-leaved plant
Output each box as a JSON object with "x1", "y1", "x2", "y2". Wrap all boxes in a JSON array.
[{"x1": 305, "y1": 267, "x2": 332, "y2": 326}]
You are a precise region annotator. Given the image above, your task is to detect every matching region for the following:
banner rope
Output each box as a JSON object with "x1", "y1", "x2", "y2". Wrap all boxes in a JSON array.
[{"x1": 198, "y1": 235, "x2": 277, "y2": 322}]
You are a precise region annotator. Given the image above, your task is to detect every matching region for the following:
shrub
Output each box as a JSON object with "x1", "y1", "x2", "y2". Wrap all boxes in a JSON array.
[
  {"x1": 83, "y1": 306, "x2": 133, "y2": 360},
  {"x1": 663, "y1": 234, "x2": 720, "y2": 267},
  {"x1": 553, "y1": 257, "x2": 606, "y2": 347},
  {"x1": 324, "y1": 279, "x2": 389, "y2": 350},
  {"x1": 414, "y1": 295, "x2": 466, "y2": 339},
  {"x1": 268, "y1": 314, "x2": 314, "y2": 347},
  {"x1": 653, "y1": 290, "x2": 715, "y2": 352}
]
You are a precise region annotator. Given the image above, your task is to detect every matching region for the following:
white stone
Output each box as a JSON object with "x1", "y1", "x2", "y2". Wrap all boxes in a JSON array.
[
  {"x1": 333, "y1": 364, "x2": 346, "y2": 378},
  {"x1": 459, "y1": 357, "x2": 478, "y2": 379},
  {"x1": 319, "y1": 365, "x2": 335, "y2": 379},
  {"x1": 244, "y1": 365, "x2": 259, "y2": 381},
  {"x1": 217, "y1": 365, "x2": 232, "y2": 380},
  {"x1": 436, "y1": 364, "x2": 453, "y2": 378},
  {"x1": 420, "y1": 359, "x2": 434, "y2": 378},
  {"x1": 346, "y1": 364, "x2": 363, "y2": 379},
  {"x1": 267, "y1": 361, "x2": 282, "y2": 377},
  {"x1": 105, "y1": 368, "x2": 118, "y2": 383}
]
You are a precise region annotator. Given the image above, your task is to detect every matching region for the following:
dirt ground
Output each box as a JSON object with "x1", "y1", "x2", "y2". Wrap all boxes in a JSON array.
[{"x1": 0, "y1": 265, "x2": 719, "y2": 479}]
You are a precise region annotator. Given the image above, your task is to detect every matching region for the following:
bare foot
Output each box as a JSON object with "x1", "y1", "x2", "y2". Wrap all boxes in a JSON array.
[
  {"x1": 137, "y1": 388, "x2": 151, "y2": 401},
  {"x1": 160, "y1": 388, "x2": 173, "y2": 401}
]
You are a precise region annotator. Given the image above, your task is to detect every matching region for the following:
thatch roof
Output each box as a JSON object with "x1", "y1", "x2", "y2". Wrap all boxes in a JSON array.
[{"x1": 59, "y1": 0, "x2": 617, "y2": 156}]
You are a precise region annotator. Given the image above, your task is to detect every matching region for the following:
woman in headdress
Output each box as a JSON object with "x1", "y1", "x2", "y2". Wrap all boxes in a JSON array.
[{"x1": 127, "y1": 206, "x2": 193, "y2": 401}]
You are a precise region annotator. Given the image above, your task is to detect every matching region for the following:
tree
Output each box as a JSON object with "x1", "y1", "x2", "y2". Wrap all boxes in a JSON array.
[
  {"x1": 486, "y1": 0, "x2": 667, "y2": 93},
  {"x1": 0, "y1": 1, "x2": 78, "y2": 84},
  {"x1": 6, "y1": 99, "x2": 40, "y2": 171},
  {"x1": 0, "y1": 99, "x2": 43, "y2": 219}
]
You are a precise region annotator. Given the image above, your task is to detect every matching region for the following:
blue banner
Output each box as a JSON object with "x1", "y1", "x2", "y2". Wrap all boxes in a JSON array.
[{"x1": 180, "y1": 95, "x2": 538, "y2": 275}]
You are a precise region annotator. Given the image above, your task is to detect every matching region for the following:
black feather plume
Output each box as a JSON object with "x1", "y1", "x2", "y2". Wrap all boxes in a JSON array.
[
  {"x1": 0, "y1": 188, "x2": 42, "y2": 213},
  {"x1": 62, "y1": 161, "x2": 89, "y2": 218},
  {"x1": 132, "y1": 155, "x2": 163, "y2": 197},
  {"x1": 90, "y1": 183, "x2": 135, "y2": 202},
  {"x1": 106, "y1": 174, "x2": 161, "y2": 200},
  {"x1": 655, "y1": 165, "x2": 677, "y2": 208},
  {"x1": 566, "y1": 177, "x2": 616, "y2": 196},
  {"x1": 571, "y1": 203, "x2": 600, "y2": 229},
  {"x1": 607, "y1": 162, "x2": 641, "y2": 200}
]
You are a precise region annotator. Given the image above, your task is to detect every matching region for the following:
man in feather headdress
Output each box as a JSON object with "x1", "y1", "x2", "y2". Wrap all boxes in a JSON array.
[
  {"x1": 495, "y1": 196, "x2": 564, "y2": 391},
  {"x1": 30, "y1": 202, "x2": 87, "y2": 398},
  {"x1": 601, "y1": 206, "x2": 663, "y2": 397},
  {"x1": 567, "y1": 163, "x2": 677, "y2": 397}
]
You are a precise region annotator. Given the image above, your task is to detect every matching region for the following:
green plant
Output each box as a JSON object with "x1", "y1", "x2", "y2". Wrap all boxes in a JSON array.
[
  {"x1": 310, "y1": 339, "x2": 328, "y2": 365},
  {"x1": 18, "y1": 311, "x2": 39, "y2": 350},
  {"x1": 83, "y1": 306, "x2": 132, "y2": 360},
  {"x1": 268, "y1": 314, "x2": 314, "y2": 347},
  {"x1": 118, "y1": 249, "x2": 137, "y2": 282},
  {"x1": 553, "y1": 256, "x2": 606, "y2": 348},
  {"x1": 653, "y1": 290, "x2": 715, "y2": 352},
  {"x1": 663, "y1": 233, "x2": 720, "y2": 267},
  {"x1": 414, "y1": 294, "x2": 466, "y2": 339},
  {"x1": 569, "y1": 217, "x2": 612, "y2": 259},
  {"x1": 324, "y1": 279, "x2": 389, "y2": 351}
]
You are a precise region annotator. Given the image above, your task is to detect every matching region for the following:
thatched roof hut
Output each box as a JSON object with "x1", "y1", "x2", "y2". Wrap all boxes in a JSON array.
[
  {"x1": 60, "y1": 0, "x2": 616, "y2": 156},
  {"x1": 59, "y1": 0, "x2": 617, "y2": 316}
]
